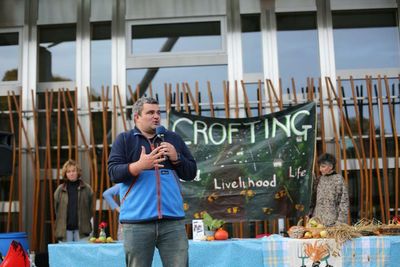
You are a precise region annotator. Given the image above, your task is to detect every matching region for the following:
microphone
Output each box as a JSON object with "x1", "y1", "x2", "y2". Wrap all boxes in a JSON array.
[
  {"x1": 156, "y1": 125, "x2": 167, "y2": 161},
  {"x1": 156, "y1": 125, "x2": 166, "y2": 142}
]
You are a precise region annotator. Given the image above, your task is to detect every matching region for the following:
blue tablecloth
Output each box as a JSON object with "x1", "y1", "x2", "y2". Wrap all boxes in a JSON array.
[
  {"x1": 48, "y1": 236, "x2": 400, "y2": 267},
  {"x1": 48, "y1": 238, "x2": 264, "y2": 267}
]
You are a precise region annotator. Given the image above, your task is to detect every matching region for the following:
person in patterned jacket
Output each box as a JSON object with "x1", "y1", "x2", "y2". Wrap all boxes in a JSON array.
[{"x1": 309, "y1": 153, "x2": 349, "y2": 226}]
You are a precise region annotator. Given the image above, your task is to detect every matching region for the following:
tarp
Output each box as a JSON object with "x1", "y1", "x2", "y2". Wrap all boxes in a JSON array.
[{"x1": 169, "y1": 102, "x2": 317, "y2": 221}]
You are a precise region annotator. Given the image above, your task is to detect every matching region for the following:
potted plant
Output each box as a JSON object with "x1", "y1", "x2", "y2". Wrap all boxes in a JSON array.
[{"x1": 202, "y1": 212, "x2": 225, "y2": 237}]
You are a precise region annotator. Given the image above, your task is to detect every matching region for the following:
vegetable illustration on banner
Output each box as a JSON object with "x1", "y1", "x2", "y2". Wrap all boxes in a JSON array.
[{"x1": 169, "y1": 102, "x2": 316, "y2": 221}]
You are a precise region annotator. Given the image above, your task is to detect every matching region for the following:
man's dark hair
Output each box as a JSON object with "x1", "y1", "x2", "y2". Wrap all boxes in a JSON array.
[
  {"x1": 132, "y1": 97, "x2": 159, "y2": 116},
  {"x1": 317, "y1": 153, "x2": 336, "y2": 168}
]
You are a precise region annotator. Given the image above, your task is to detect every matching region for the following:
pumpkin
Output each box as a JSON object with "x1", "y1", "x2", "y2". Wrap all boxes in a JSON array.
[
  {"x1": 214, "y1": 228, "x2": 229, "y2": 240},
  {"x1": 287, "y1": 226, "x2": 306, "y2": 239}
]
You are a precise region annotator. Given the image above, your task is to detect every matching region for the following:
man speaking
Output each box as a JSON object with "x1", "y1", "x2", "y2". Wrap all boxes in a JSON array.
[{"x1": 108, "y1": 97, "x2": 197, "y2": 267}]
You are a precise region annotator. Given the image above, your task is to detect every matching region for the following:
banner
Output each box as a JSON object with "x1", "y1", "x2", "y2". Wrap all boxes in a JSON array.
[{"x1": 169, "y1": 102, "x2": 316, "y2": 221}]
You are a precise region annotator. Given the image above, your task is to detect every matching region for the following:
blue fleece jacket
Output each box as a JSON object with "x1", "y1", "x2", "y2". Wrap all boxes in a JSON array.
[{"x1": 108, "y1": 127, "x2": 197, "y2": 223}]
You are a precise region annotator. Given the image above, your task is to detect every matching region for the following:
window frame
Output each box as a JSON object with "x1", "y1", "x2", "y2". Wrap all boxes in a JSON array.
[
  {"x1": 36, "y1": 23, "x2": 77, "y2": 92},
  {"x1": 331, "y1": 8, "x2": 400, "y2": 79},
  {"x1": 0, "y1": 27, "x2": 22, "y2": 92},
  {"x1": 125, "y1": 16, "x2": 228, "y2": 69}
]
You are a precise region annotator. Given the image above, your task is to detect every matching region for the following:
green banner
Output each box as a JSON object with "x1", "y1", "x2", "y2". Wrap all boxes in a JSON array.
[{"x1": 169, "y1": 102, "x2": 316, "y2": 222}]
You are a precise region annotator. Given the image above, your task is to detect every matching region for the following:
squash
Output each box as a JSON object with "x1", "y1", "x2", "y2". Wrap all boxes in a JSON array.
[{"x1": 214, "y1": 228, "x2": 229, "y2": 240}]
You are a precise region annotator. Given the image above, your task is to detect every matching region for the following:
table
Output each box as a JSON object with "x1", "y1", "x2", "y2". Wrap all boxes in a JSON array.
[
  {"x1": 48, "y1": 235, "x2": 400, "y2": 267},
  {"x1": 263, "y1": 235, "x2": 400, "y2": 267},
  {"x1": 48, "y1": 238, "x2": 264, "y2": 267}
]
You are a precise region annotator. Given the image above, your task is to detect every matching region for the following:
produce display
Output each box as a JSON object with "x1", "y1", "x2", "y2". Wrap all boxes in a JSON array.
[
  {"x1": 288, "y1": 216, "x2": 400, "y2": 247},
  {"x1": 88, "y1": 222, "x2": 115, "y2": 243},
  {"x1": 89, "y1": 236, "x2": 115, "y2": 243}
]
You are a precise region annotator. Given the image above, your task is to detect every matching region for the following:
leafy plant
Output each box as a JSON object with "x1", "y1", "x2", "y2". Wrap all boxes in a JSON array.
[{"x1": 202, "y1": 212, "x2": 225, "y2": 231}]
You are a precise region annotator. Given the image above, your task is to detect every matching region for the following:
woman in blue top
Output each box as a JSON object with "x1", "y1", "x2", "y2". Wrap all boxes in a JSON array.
[{"x1": 102, "y1": 184, "x2": 123, "y2": 240}]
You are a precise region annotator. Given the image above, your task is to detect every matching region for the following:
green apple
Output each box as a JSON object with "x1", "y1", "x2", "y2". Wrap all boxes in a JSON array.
[
  {"x1": 99, "y1": 236, "x2": 107, "y2": 243},
  {"x1": 89, "y1": 237, "x2": 96, "y2": 243},
  {"x1": 309, "y1": 219, "x2": 318, "y2": 227},
  {"x1": 304, "y1": 231, "x2": 312, "y2": 238},
  {"x1": 320, "y1": 230, "x2": 328, "y2": 238}
]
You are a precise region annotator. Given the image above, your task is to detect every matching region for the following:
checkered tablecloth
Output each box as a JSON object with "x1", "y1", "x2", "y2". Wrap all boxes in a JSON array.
[{"x1": 262, "y1": 235, "x2": 400, "y2": 267}]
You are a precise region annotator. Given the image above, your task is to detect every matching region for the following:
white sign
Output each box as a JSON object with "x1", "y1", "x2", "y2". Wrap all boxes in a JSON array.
[{"x1": 192, "y1": 220, "x2": 205, "y2": 241}]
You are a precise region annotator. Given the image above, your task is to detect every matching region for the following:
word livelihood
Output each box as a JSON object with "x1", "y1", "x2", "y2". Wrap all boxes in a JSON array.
[{"x1": 213, "y1": 175, "x2": 277, "y2": 190}]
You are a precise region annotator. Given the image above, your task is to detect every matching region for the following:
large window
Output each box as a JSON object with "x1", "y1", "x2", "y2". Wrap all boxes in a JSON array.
[
  {"x1": 129, "y1": 20, "x2": 222, "y2": 56},
  {"x1": 333, "y1": 9, "x2": 400, "y2": 70},
  {"x1": 276, "y1": 12, "x2": 320, "y2": 95},
  {"x1": 91, "y1": 22, "x2": 111, "y2": 100},
  {"x1": 38, "y1": 24, "x2": 76, "y2": 82},
  {"x1": 241, "y1": 14, "x2": 263, "y2": 74},
  {"x1": 0, "y1": 31, "x2": 20, "y2": 83}
]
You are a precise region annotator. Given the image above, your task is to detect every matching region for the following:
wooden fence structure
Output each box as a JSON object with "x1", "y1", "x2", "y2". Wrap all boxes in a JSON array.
[{"x1": 0, "y1": 75, "x2": 399, "y2": 251}]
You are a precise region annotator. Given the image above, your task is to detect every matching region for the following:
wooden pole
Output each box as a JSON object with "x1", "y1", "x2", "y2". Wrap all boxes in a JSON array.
[
  {"x1": 291, "y1": 78, "x2": 298, "y2": 104},
  {"x1": 278, "y1": 78, "x2": 283, "y2": 109},
  {"x1": 61, "y1": 89, "x2": 73, "y2": 159},
  {"x1": 365, "y1": 76, "x2": 386, "y2": 222},
  {"x1": 318, "y1": 78, "x2": 326, "y2": 153},
  {"x1": 223, "y1": 81, "x2": 230, "y2": 118},
  {"x1": 56, "y1": 90, "x2": 61, "y2": 186},
  {"x1": 66, "y1": 89, "x2": 90, "y2": 148},
  {"x1": 349, "y1": 76, "x2": 369, "y2": 218},
  {"x1": 265, "y1": 79, "x2": 274, "y2": 113},
  {"x1": 195, "y1": 81, "x2": 200, "y2": 115},
  {"x1": 73, "y1": 88, "x2": 78, "y2": 161},
  {"x1": 376, "y1": 76, "x2": 391, "y2": 222},
  {"x1": 207, "y1": 81, "x2": 215, "y2": 117},
  {"x1": 115, "y1": 85, "x2": 128, "y2": 131},
  {"x1": 46, "y1": 90, "x2": 56, "y2": 243},
  {"x1": 181, "y1": 83, "x2": 189, "y2": 113},
  {"x1": 324, "y1": 77, "x2": 341, "y2": 165},
  {"x1": 11, "y1": 92, "x2": 33, "y2": 231},
  {"x1": 86, "y1": 87, "x2": 99, "y2": 219},
  {"x1": 174, "y1": 83, "x2": 180, "y2": 111},
  {"x1": 383, "y1": 76, "x2": 399, "y2": 217},
  {"x1": 6, "y1": 93, "x2": 16, "y2": 232},
  {"x1": 240, "y1": 81, "x2": 253, "y2": 117},
  {"x1": 257, "y1": 80, "x2": 262, "y2": 116},
  {"x1": 234, "y1": 81, "x2": 239, "y2": 118},
  {"x1": 184, "y1": 83, "x2": 199, "y2": 114}
]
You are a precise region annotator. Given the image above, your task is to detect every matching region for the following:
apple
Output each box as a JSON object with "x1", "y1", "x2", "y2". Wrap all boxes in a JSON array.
[
  {"x1": 106, "y1": 237, "x2": 114, "y2": 243},
  {"x1": 309, "y1": 219, "x2": 318, "y2": 228},
  {"x1": 312, "y1": 231, "x2": 321, "y2": 238},
  {"x1": 320, "y1": 230, "x2": 328, "y2": 238},
  {"x1": 304, "y1": 231, "x2": 312, "y2": 238},
  {"x1": 89, "y1": 237, "x2": 96, "y2": 243},
  {"x1": 99, "y1": 236, "x2": 107, "y2": 243}
]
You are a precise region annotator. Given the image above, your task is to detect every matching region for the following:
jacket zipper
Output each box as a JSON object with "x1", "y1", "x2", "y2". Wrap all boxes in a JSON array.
[{"x1": 150, "y1": 141, "x2": 163, "y2": 219}]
